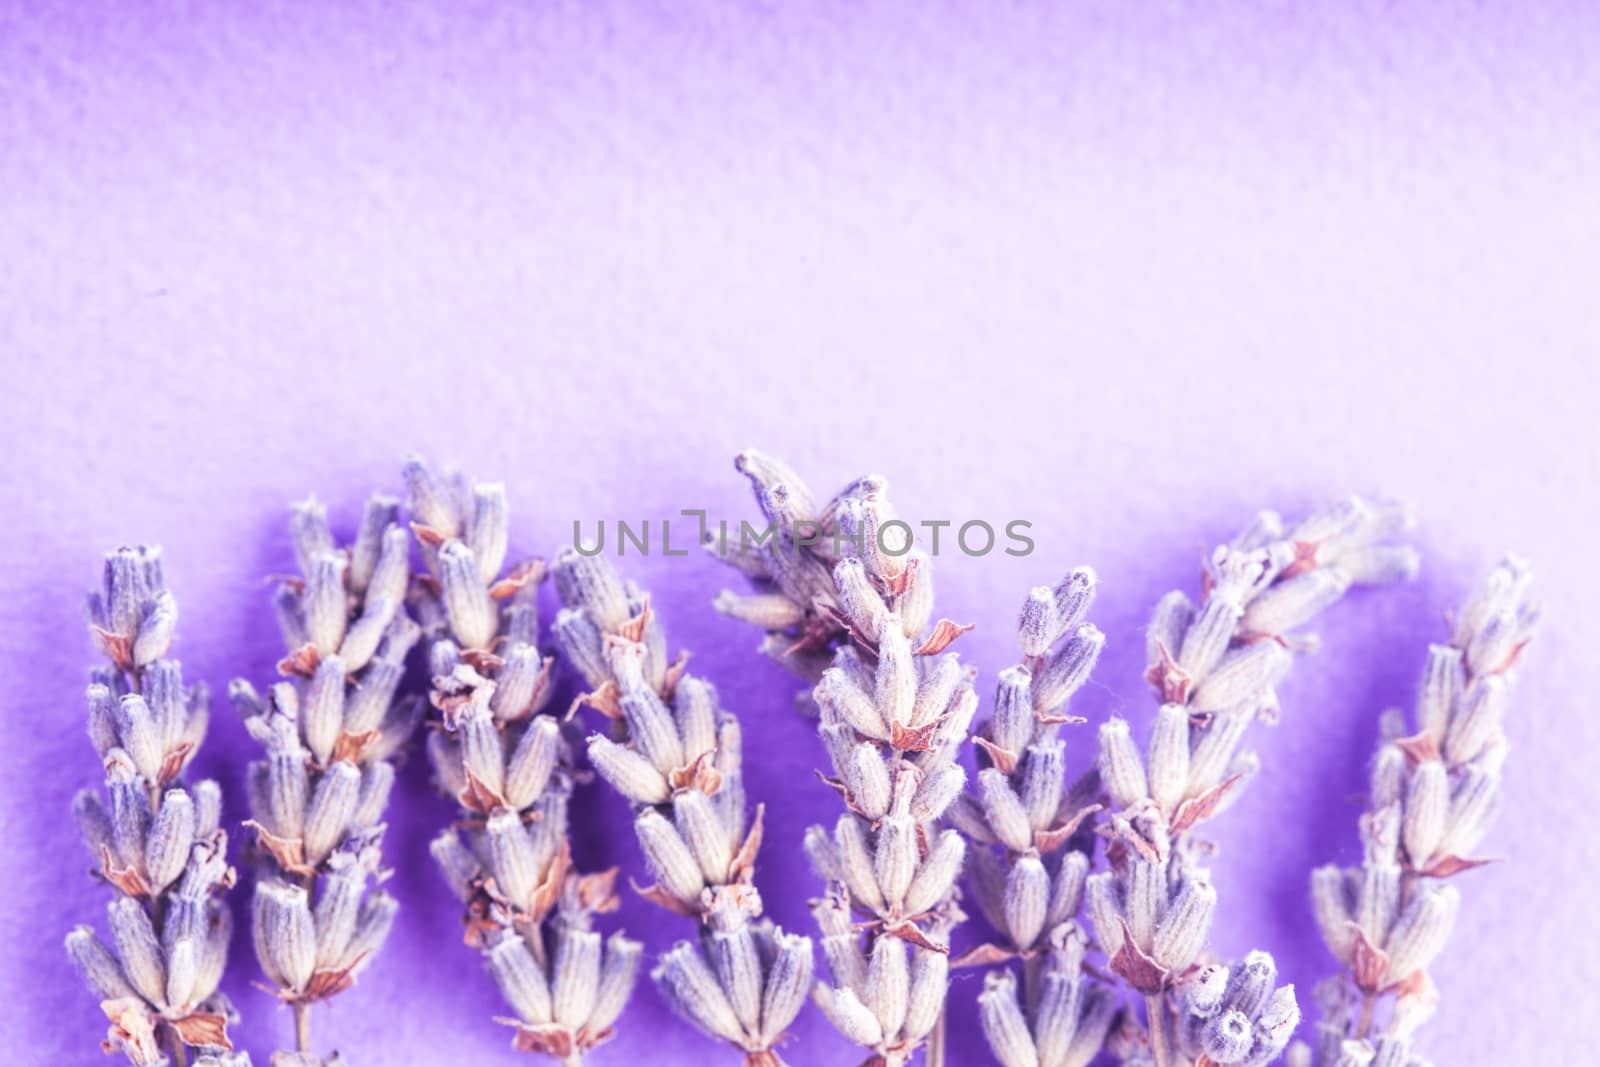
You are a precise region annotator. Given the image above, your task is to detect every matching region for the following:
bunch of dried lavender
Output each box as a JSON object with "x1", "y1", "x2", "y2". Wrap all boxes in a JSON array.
[
  {"x1": 403, "y1": 461, "x2": 642, "y2": 1064},
  {"x1": 1290, "y1": 559, "x2": 1536, "y2": 1067},
  {"x1": 551, "y1": 546, "x2": 813, "y2": 1066},
  {"x1": 717, "y1": 454, "x2": 987, "y2": 1067},
  {"x1": 1087, "y1": 498, "x2": 1418, "y2": 1067},
  {"x1": 68, "y1": 547, "x2": 248, "y2": 1067},
  {"x1": 229, "y1": 497, "x2": 420, "y2": 1064},
  {"x1": 952, "y1": 571, "x2": 1119, "y2": 1067}
]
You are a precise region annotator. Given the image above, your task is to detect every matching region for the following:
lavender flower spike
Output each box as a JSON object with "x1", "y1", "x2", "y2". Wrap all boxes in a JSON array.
[
  {"x1": 1289, "y1": 559, "x2": 1536, "y2": 1067},
  {"x1": 719, "y1": 453, "x2": 984, "y2": 1066},
  {"x1": 70, "y1": 547, "x2": 249, "y2": 1067},
  {"x1": 406, "y1": 460, "x2": 642, "y2": 1065},
  {"x1": 231, "y1": 495, "x2": 421, "y2": 1063},
  {"x1": 947, "y1": 569, "x2": 1117, "y2": 1066},
  {"x1": 1091, "y1": 498, "x2": 1415, "y2": 1067},
  {"x1": 551, "y1": 546, "x2": 812, "y2": 1065}
]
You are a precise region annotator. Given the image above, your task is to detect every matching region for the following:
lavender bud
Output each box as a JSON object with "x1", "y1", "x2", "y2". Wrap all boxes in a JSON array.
[
  {"x1": 1402, "y1": 761, "x2": 1449, "y2": 868},
  {"x1": 367, "y1": 524, "x2": 412, "y2": 614},
  {"x1": 254, "y1": 880, "x2": 317, "y2": 992},
  {"x1": 1251, "y1": 984, "x2": 1300, "y2": 1062},
  {"x1": 552, "y1": 929, "x2": 602, "y2": 1028},
  {"x1": 1148, "y1": 703, "x2": 1192, "y2": 812},
  {"x1": 710, "y1": 921, "x2": 763, "y2": 1033},
  {"x1": 468, "y1": 484, "x2": 510, "y2": 582},
  {"x1": 1178, "y1": 595, "x2": 1243, "y2": 679},
  {"x1": 1310, "y1": 865, "x2": 1356, "y2": 962},
  {"x1": 503, "y1": 716, "x2": 561, "y2": 809},
  {"x1": 588, "y1": 735, "x2": 671, "y2": 806},
  {"x1": 352, "y1": 760, "x2": 395, "y2": 829},
  {"x1": 619, "y1": 686, "x2": 686, "y2": 775},
  {"x1": 978, "y1": 970, "x2": 1039, "y2": 1067},
  {"x1": 302, "y1": 656, "x2": 346, "y2": 766},
  {"x1": 1046, "y1": 850, "x2": 1091, "y2": 929},
  {"x1": 66, "y1": 926, "x2": 137, "y2": 1000},
  {"x1": 552, "y1": 548, "x2": 633, "y2": 631},
  {"x1": 340, "y1": 890, "x2": 397, "y2": 972},
  {"x1": 132, "y1": 591, "x2": 178, "y2": 668},
  {"x1": 1438, "y1": 765, "x2": 1499, "y2": 857},
  {"x1": 873, "y1": 815, "x2": 918, "y2": 911},
  {"x1": 1444, "y1": 676, "x2": 1508, "y2": 764},
  {"x1": 1241, "y1": 568, "x2": 1351, "y2": 636},
  {"x1": 636, "y1": 809, "x2": 706, "y2": 906},
  {"x1": 1417, "y1": 644, "x2": 1465, "y2": 743},
  {"x1": 430, "y1": 830, "x2": 482, "y2": 902},
  {"x1": 1370, "y1": 744, "x2": 1406, "y2": 811},
  {"x1": 1097, "y1": 719, "x2": 1149, "y2": 808},
  {"x1": 912, "y1": 654, "x2": 964, "y2": 729},
  {"x1": 1018, "y1": 586, "x2": 1060, "y2": 657},
  {"x1": 439, "y1": 542, "x2": 497, "y2": 651},
  {"x1": 458, "y1": 700, "x2": 506, "y2": 799},
  {"x1": 979, "y1": 768, "x2": 1034, "y2": 852},
  {"x1": 674, "y1": 789, "x2": 734, "y2": 885},
  {"x1": 107, "y1": 752, "x2": 149, "y2": 868},
  {"x1": 911, "y1": 763, "x2": 966, "y2": 822},
  {"x1": 191, "y1": 778, "x2": 223, "y2": 837},
  {"x1": 905, "y1": 829, "x2": 966, "y2": 916},
  {"x1": 1148, "y1": 589, "x2": 1196, "y2": 670},
  {"x1": 587, "y1": 933, "x2": 645, "y2": 1033},
  {"x1": 1204, "y1": 1009, "x2": 1254, "y2": 1064},
  {"x1": 303, "y1": 553, "x2": 349, "y2": 655},
  {"x1": 1222, "y1": 951, "x2": 1276, "y2": 1019},
  {"x1": 1190, "y1": 642, "x2": 1291, "y2": 713},
  {"x1": 1020, "y1": 741, "x2": 1066, "y2": 831},
  {"x1": 672, "y1": 677, "x2": 719, "y2": 764},
  {"x1": 1053, "y1": 566, "x2": 1097, "y2": 633},
  {"x1": 815, "y1": 984, "x2": 885, "y2": 1048},
  {"x1": 1086, "y1": 873, "x2": 1124, "y2": 958},
  {"x1": 875, "y1": 616, "x2": 916, "y2": 729},
  {"x1": 866, "y1": 933, "x2": 910, "y2": 1037},
  {"x1": 312, "y1": 863, "x2": 366, "y2": 969},
  {"x1": 73, "y1": 789, "x2": 114, "y2": 860},
  {"x1": 834, "y1": 558, "x2": 890, "y2": 639},
  {"x1": 992, "y1": 666, "x2": 1035, "y2": 756},
  {"x1": 654, "y1": 941, "x2": 745, "y2": 1043},
  {"x1": 116, "y1": 695, "x2": 163, "y2": 783},
  {"x1": 1383, "y1": 885, "x2": 1459, "y2": 982},
  {"x1": 834, "y1": 815, "x2": 885, "y2": 913},
  {"x1": 487, "y1": 934, "x2": 552, "y2": 1024},
  {"x1": 848, "y1": 743, "x2": 893, "y2": 820},
  {"x1": 1033, "y1": 624, "x2": 1104, "y2": 712},
  {"x1": 144, "y1": 789, "x2": 196, "y2": 893},
  {"x1": 303, "y1": 760, "x2": 361, "y2": 867},
  {"x1": 758, "y1": 930, "x2": 814, "y2": 1045},
  {"x1": 1153, "y1": 877, "x2": 1216, "y2": 972},
  {"x1": 87, "y1": 684, "x2": 120, "y2": 757},
  {"x1": 1004, "y1": 853, "x2": 1051, "y2": 950}
]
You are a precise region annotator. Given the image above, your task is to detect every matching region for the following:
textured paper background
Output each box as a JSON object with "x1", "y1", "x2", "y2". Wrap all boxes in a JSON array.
[{"x1": 3, "y1": 2, "x2": 1597, "y2": 1063}]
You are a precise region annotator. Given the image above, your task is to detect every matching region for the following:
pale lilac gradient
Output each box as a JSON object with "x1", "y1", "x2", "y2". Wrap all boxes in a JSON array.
[{"x1": 3, "y1": 2, "x2": 1597, "y2": 1064}]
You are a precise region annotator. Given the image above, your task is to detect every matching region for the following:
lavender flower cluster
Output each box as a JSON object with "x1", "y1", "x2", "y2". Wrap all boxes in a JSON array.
[{"x1": 62, "y1": 452, "x2": 1535, "y2": 1067}]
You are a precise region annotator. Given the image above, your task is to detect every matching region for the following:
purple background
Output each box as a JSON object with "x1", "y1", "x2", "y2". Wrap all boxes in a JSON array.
[{"x1": 3, "y1": 3, "x2": 1596, "y2": 1063}]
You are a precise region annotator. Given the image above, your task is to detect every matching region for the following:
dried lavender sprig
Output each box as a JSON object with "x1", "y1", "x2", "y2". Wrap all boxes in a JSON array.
[
  {"x1": 953, "y1": 570, "x2": 1117, "y2": 1067},
  {"x1": 70, "y1": 547, "x2": 249, "y2": 1067},
  {"x1": 230, "y1": 496, "x2": 421, "y2": 1062},
  {"x1": 1088, "y1": 499, "x2": 1413, "y2": 1067},
  {"x1": 720, "y1": 454, "x2": 979, "y2": 1067},
  {"x1": 1288, "y1": 559, "x2": 1537, "y2": 1067},
  {"x1": 406, "y1": 460, "x2": 642, "y2": 1065},
  {"x1": 550, "y1": 546, "x2": 813, "y2": 1066}
]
